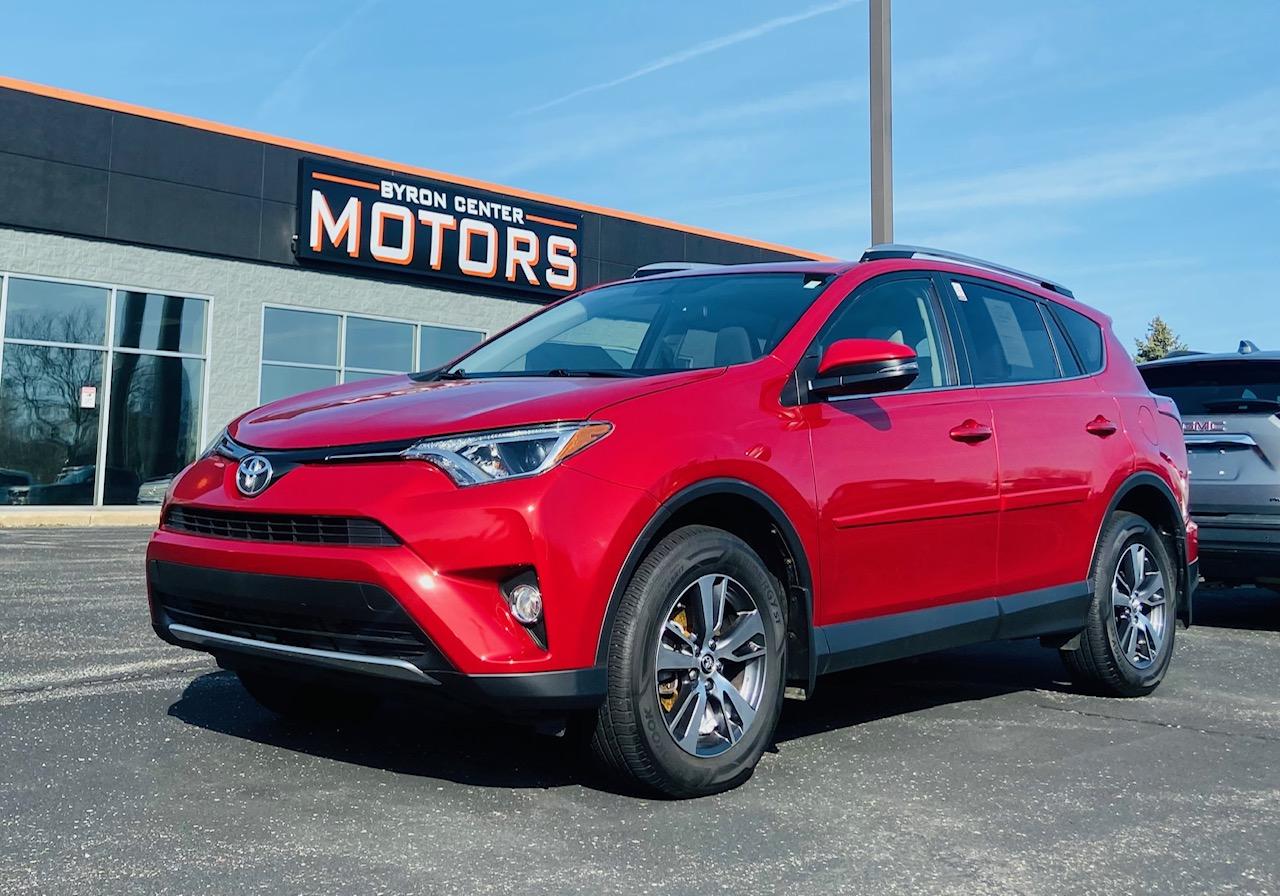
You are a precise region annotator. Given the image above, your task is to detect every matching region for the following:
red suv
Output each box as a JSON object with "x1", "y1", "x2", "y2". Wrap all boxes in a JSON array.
[{"x1": 148, "y1": 245, "x2": 1197, "y2": 797}]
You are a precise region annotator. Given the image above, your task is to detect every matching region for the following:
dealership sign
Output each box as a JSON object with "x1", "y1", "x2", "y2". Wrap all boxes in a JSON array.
[{"x1": 296, "y1": 160, "x2": 583, "y2": 297}]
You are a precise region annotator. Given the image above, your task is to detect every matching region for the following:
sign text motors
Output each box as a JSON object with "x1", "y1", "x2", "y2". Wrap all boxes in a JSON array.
[{"x1": 297, "y1": 160, "x2": 582, "y2": 298}]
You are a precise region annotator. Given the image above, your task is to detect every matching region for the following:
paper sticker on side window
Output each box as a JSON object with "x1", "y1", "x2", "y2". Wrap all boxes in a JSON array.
[
  {"x1": 983, "y1": 297, "x2": 1034, "y2": 368},
  {"x1": 952, "y1": 282, "x2": 968, "y2": 302}
]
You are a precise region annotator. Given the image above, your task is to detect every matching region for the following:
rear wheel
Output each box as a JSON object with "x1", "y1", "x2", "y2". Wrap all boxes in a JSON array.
[
  {"x1": 591, "y1": 526, "x2": 787, "y2": 798},
  {"x1": 1062, "y1": 511, "x2": 1178, "y2": 696},
  {"x1": 236, "y1": 667, "x2": 375, "y2": 721}
]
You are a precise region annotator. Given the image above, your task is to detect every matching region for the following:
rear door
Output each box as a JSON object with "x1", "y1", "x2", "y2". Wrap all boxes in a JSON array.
[
  {"x1": 942, "y1": 276, "x2": 1132, "y2": 597},
  {"x1": 1141, "y1": 358, "x2": 1280, "y2": 518}
]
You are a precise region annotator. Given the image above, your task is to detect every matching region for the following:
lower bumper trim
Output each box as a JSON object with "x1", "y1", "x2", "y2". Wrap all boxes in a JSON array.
[{"x1": 167, "y1": 623, "x2": 440, "y2": 685}]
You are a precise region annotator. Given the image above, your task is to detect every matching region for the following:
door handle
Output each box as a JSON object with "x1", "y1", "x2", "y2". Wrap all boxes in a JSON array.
[
  {"x1": 949, "y1": 419, "x2": 993, "y2": 443},
  {"x1": 1085, "y1": 415, "x2": 1118, "y2": 437}
]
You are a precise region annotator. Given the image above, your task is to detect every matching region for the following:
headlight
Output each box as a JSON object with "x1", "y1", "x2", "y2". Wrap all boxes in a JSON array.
[{"x1": 402, "y1": 422, "x2": 612, "y2": 486}]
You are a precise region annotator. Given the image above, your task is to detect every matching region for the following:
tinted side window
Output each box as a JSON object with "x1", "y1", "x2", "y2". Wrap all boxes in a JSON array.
[
  {"x1": 817, "y1": 278, "x2": 952, "y2": 389},
  {"x1": 1054, "y1": 304, "x2": 1105, "y2": 374},
  {"x1": 1045, "y1": 311, "x2": 1082, "y2": 377},
  {"x1": 952, "y1": 281, "x2": 1060, "y2": 384}
]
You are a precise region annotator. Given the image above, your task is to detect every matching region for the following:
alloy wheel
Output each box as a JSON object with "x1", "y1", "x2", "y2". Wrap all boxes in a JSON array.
[
  {"x1": 654, "y1": 573, "x2": 769, "y2": 757},
  {"x1": 1110, "y1": 542, "x2": 1168, "y2": 670}
]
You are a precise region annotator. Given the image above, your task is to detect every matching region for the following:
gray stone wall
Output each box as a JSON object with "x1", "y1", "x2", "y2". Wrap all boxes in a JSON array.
[{"x1": 0, "y1": 226, "x2": 535, "y2": 438}]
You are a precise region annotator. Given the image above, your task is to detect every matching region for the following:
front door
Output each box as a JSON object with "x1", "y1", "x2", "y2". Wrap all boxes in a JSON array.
[{"x1": 800, "y1": 274, "x2": 1000, "y2": 627}]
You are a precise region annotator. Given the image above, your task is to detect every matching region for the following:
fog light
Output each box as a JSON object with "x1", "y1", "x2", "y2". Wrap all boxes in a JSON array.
[{"x1": 508, "y1": 583, "x2": 543, "y2": 625}]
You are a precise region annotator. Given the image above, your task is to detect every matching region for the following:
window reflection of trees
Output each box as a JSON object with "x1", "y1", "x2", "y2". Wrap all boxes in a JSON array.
[{"x1": 0, "y1": 308, "x2": 103, "y2": 485}]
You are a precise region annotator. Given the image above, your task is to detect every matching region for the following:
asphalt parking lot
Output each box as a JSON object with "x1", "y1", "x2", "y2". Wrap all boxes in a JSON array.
[{"x1": 2, "y1": 528, "x2": 1278, "y2": 896}]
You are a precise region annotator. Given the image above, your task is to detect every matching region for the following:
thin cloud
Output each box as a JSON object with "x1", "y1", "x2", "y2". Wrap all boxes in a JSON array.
[
  {"x1": 257, "y1": 0, "x2": 382, "y2": 119},
  {"x1": 518, "y1": 0, "x2": 862, "y2": 117}
]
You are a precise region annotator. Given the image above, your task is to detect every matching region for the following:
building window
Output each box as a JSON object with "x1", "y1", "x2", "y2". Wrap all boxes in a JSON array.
[
  {"x1": 259, "y1": 306, "x2": 484, "y2": 404},
  {"x1": 0, "y1": 275, "x2": 209, "y2": 507}
]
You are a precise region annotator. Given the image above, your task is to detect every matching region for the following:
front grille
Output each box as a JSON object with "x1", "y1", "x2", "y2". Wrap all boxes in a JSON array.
[
  {"x1": 149, "y1": 561, "x2": 449, "y2": 669},
  {"x1": 165, "y1": 506, "x2": 397, "y2": 546}
]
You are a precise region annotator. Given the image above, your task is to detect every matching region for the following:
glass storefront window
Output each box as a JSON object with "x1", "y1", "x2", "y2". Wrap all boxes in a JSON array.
[
  {"x1": 262, "y1": 307, "x2": 340, "y2": 366},
  {"x1": 3, "y1": 278, "x2": 108, "y2": 346},
  {"x1": 114, "y1": 292, "x2": 207, "y2": 355},
  {"x1": 345, "y1": 316, "x2": 413, "y2": 373},
  {"x1": 420, "y1": 324, "x2": 484, "y2": 370},
  {"x1": 260, "y1": 364, "x2": 339, "y2": 404},
  {"x1": 105, "y1": 354, "x2": 204, "y2": 504},
  {"x1": 0, "y1": 344, "x2": 104, "y2": 506},
  {"x1": 258, "y1": 308, "x2": 486, "y2": 404},
  {"x1": 0, "y1": 274, "x2": 209, "y2": 507}
]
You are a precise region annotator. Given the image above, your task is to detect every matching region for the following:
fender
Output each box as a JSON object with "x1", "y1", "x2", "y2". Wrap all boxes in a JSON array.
[
  {"x1": 593, "y1": 478, "x2": 818, "y2": 693},
  {"x1": 1094, "y1": 470, "x2": 1193, "y2": 626}
]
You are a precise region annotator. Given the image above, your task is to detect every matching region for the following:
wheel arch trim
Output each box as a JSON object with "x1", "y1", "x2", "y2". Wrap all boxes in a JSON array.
[
  {"x1": 1096, "y1": 470, "x2": 1193, "y2": 625},
  {"x1": 593, "y1": 478, "x2": 817, "y2": 689}
]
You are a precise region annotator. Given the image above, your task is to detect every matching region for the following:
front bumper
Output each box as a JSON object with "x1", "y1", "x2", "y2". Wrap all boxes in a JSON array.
[{"x1": 147, "y1": 452, "x2": 658, "y2": 708}]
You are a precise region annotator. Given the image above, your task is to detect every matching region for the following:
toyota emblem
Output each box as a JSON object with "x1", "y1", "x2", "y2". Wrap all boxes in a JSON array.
[{"x1": 235, "y1": 454, "x2": 274, "y2": 497}]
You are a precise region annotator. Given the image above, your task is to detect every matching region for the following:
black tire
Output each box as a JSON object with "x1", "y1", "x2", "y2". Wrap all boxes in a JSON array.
[
  {"x1": 1062, "y1": 511, "x2": 1178, "y2": 697},
  {"x1": 590, "y1": 525, "x2": 787, "y2": 798},
  {"x1": 236, "y1": 667, "x2": 375, "y2": 721}
]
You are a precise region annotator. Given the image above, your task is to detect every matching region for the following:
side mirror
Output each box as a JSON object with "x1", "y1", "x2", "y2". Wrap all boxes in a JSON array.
[{"x1": 810, "y1": 338, "x2": 919, "y2": 397}]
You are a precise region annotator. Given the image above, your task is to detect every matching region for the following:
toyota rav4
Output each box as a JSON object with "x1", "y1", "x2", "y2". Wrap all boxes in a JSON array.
[{"x1": 147, "y1": 245, "x2": 1197, "y2": 798}]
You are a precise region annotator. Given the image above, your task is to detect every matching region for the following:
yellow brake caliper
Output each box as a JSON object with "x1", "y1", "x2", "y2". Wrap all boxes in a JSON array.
[{"x1": 658, "y1": 608, "x2": 690, "y2": 712}]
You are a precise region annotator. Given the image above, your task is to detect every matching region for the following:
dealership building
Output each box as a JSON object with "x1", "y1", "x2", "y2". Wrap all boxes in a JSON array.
[{"x1": 0, "y1": 77, "x2": 821, "y2": 520}]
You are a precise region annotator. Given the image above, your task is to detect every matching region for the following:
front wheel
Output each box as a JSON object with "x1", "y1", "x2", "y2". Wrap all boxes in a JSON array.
[
  {"x1": 1062, "y1": 511, "x2": 1178, "y2": 696},
  {"x1": 590, "y1": 526, "x2": 787, "y2": 798}
]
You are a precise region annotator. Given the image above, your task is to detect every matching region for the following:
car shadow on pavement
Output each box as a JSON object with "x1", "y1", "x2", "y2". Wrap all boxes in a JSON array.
[
  {"x1": 1191, "y1": 586, "x2": 1280, "y2": 632},
  {"x1": 775, "y1": 637, "x2": 1074, "y2": 743},
  {"x1": 168, "y1": 638, "x2": 1077, "y2": 792},
  {"x1": 168, "y1": 670, "x2": 603, "y2": 791}
]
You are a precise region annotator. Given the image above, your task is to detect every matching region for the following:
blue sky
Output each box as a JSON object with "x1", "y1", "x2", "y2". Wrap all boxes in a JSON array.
[{"x1": 6, "y1": 0, "x2": 1278, "y2": 351}]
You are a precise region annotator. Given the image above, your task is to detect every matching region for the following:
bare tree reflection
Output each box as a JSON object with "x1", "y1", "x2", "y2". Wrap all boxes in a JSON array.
[{"x1": 0, "y1": 308, "x2": 102, "y2": 487}]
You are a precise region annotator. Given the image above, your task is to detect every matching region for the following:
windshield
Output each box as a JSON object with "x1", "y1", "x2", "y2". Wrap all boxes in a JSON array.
[
  {"x1": 433, "y1": 272, "x2": 830, "y2": 378},
  {"x1": 1142, "y1": 359, "x2": 1280, "y2": 415}
]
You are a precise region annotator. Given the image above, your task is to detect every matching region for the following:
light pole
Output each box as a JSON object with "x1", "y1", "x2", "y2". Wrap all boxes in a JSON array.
[{"x1": 869, "y1": 0, "x2": 893, "y2": 244}]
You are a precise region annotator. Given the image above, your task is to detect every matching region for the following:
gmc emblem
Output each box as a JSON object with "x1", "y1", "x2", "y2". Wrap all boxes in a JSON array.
[{"x1": 1184, "y1": 420, "x2": 1226, "y2": 432}]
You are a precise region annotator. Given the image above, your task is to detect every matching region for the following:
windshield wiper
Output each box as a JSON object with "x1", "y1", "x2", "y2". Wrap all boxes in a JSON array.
[
  {"x1": 434, "y1": 368, "x2": 469, "y2": 381},
  {"x1": 538, "y1": 369, "x2": 643, "y2": 378}
]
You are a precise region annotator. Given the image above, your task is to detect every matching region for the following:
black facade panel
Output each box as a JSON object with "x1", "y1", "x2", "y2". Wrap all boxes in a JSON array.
[
  {"x1": 262, "y1": 145, "x2": 304, "y2": 204},
  {"x1": 578, "y1": 257, "x2": 602, "y2": 288},
  {"x1": 106, "y1": 174, "x2": 261, "y2": 258},
  {"x1": 2, "y1": 85, "x2": 812, "y2": 285},
  {"x1": 598, "y1": 217, "x2": 686, "y2": 266},
  {"x1": 0, "y1": 89, "x2": 111, "y2": 169},
  {"x1": 598, "y1": 260, "x2": 635, "y2": 283},
  {"x1": 110, "y1": 113, "x2": 264, "y2": 197},
  {"x1": 258, "y1": 200, "x2": 297, "y2": 265},
  {"x1": 0, "y1": 151, "x2": 108, "y2": 237},
  {"x1": 581, "y1": 213, "x2": 603, "y2": 263},
  {"x1": 685, "y1": 234, "x2": 764, "y2": 265}
]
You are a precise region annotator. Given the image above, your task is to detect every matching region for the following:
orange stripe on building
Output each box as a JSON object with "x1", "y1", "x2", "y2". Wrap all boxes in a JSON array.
[
  {"x1": 313, "y1": 171, "x2": 379, "y2": 191},
  {"x1": 0, "y1": 76, "x2": 834, "y2": 262},
  {"x1": 525, "y1": 214, "x2": 579, "y2": 231}
]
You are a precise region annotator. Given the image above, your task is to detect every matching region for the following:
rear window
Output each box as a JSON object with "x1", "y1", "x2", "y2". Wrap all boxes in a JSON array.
[
  {"x1": 1141, "y1": 360, "x2": 1280, "y2": 416},
  {"x1": 1052, "y1": 305, "x2": 1105, "y2": 373}
]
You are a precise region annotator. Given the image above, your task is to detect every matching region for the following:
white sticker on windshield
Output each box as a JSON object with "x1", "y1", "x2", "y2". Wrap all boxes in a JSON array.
[
  {"x1": 952, "y1": 282, "x2": 968, "y2": 302},
  {"x1": 983, "y1": 297, "x2": 1034, "y2": 368}
]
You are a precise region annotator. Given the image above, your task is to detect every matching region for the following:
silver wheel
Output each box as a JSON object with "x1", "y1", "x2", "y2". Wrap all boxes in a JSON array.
[
  {"x1": 654, "y1": 573, "x2": 769, "y2": 758},
  {"x1": 1111, "y1": 542, "x2": 1168, "y2": 670}
]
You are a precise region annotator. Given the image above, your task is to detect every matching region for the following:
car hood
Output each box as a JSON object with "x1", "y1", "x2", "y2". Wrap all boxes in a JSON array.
[{"x1": 230, "y1": 370, "x2": 720, "y2": 450}]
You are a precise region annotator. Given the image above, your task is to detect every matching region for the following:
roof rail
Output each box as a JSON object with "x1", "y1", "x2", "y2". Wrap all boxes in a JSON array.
[
  {"x1": 632, "y1": 261, "x2": 722, "y2": 278},
  {"x1": 860, "y1": 244, "x2": 1074, "y2": 298}
]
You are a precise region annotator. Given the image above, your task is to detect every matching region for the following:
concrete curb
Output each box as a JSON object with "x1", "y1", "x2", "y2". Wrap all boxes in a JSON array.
[{"x1": 0, "y1": 509, "x2": 161, "y2": 528}]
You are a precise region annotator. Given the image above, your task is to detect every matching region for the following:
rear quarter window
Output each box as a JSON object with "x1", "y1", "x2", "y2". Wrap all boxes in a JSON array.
[{"x1": 1052, "y1": 304, "x2": 1105, "y2": 374}]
